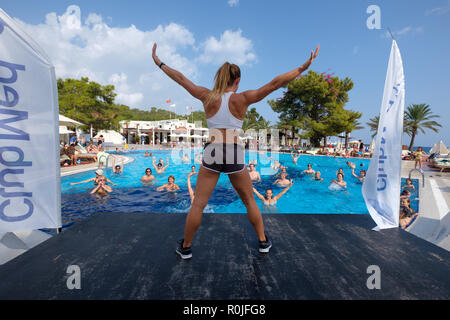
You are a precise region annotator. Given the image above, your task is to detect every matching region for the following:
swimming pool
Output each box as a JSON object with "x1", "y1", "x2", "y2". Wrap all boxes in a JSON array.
[{"x1": 60, "y1": 149, "x2": 419, "y2": 229}]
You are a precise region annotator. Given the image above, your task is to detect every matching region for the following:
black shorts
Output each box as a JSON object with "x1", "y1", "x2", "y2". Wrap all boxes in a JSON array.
[{"x1": 202, "y1": 142, "x2": 245, "y2": 174}]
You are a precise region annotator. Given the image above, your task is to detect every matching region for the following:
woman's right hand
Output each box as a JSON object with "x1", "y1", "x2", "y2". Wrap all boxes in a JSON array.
[{"x1": 300, "y1": 45, "x2": 320, "y2": 72}]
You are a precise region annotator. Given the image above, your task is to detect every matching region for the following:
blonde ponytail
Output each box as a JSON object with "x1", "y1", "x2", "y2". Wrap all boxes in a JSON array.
[{"x1": 205, "y1": 62, "x2": 240, "y2": 106}]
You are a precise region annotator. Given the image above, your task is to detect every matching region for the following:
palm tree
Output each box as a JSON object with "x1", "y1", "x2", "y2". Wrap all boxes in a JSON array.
[
  {"x1": 344, "y1": 110, "x2": 363, "y2": 149},
  {"x1": 404, "y1": 104, "x2": 441, "y2": 151},
  {"x1": 367, "y1": 115, "x2": 380, "y2": 138}
]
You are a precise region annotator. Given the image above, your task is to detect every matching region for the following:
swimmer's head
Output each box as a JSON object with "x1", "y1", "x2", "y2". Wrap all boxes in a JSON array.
[
  {"x1": 168, "y1": 175, "x2": 175, "y2": 184},
  {"x1": 406, "y1": 178, "x2": 412, "y2": 184},
  {"x1": 145, "y1": 168, "x2": 152, "y2": 175},
  {"x1": 280, "y1": 172, "x2": 288, "y2": 179},
  {"x1": 337, "y1": 173, "x2": 344, "y2": 181},
  {"x1": 265, "y1": 189, "x2": 273, "y2": 199},
  {"x1": 115, "y1": 165, "x2": 120, "y2": 171},
  {"x1": 307, "y1": 164, "x2": 312, "y2": 169},
  {"x1": 360, "y1": 170, "x2": 366, "y2": 177},
  {"x1": 157, "y1": 163, "x2": 163, "y2": 168},
  {"x1": 95, "y1": 169, "x2": 104, "y2": 176},
  {"x1": 401, "y1": 197, "x2": 410, "y2": 206},
  {"x1": 315, "y1": 171, "x2": 321, "y2": 177},
  {"x1": 249, "y1": 164, "x2": 255, "y2": 171},
  {"x1": 191, "y1": 166, "x2": 196, "y2": 172},
  {"x1": 401, "y1": 189, "x2": 411, "y2": 197},
  {"x1": 281, "y1": 167, "x2": 287, "y2": 173}
]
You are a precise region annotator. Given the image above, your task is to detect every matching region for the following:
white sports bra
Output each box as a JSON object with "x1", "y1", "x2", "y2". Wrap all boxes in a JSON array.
[{"x1": 206, "y1": 92, "x2": 244, "y2": 130}]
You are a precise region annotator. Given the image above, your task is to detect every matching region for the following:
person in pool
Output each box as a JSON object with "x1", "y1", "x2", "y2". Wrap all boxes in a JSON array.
[
  {"x1": 181, "y1": 153, "x2": 190, "y2": 163},
  {"x1": 401, "y1": 189, "x2": 411, "y2": 200},
  {"x1": 191, "y1": 165, "x2": 197, "y2": 173},
  {"x1": 70, "y1": 169, "x2": 116, "y2": 186},
  {"x1": 399, "y1": 197, "x2": 418, "y2": 229},
  {"x1": 157, "y1": 175, "x2": 180, "y2": 192},
  {"x1": 311, "y1": 171, "x2": 323, "y2": 181},
  {"x1": 153, "y1": 156, "x2": 169, "y2": 174},
  {"x1": 248, "y1": 163, "x2": 261, "y2": 182},
  {"x1": 140, "y1": 168, "x2": 156, "y2": 184},
  {"x1": 144, "y1": 151, "x2": 151, "y2": 157},
  {"x1": 303, "y1": 163, "x2": 315, "y2": 175},
  {"x1": 335, "y1": 168, "x2": 345, "y2": 179},
  {"x1": 351, "y1": 168, "x2": 366, "y2": 183},
  {"x1": 331, "y1": 173, "x2": 347, "y2": 188},
  {"x1": 402, "y1": 178, "x2": 415, "y2": 192},
  {"x1": 273, "y1": 172, "x2": 291, "y2": 187},
  {"x1": 290, "y1": 151, "x2": 300, "y2": 165},
  {"x1": 90, "y1": 176, "x2": 112, "y2": 195},
  {"x1": 152, "y1": 41, "x2": 319, "y2": 259},
  {"x1": 112, "y1": 157, "x2": 124, "y2": 174},
  {"x1": 253, "y1": 180, "x2": 294, "y2": 206},
  {"x1": 274, "y1": 166, "x2": 288, "y2": 178},
  {"x1": 194, "y1": 153, "x2": 203, "y2": 164}
]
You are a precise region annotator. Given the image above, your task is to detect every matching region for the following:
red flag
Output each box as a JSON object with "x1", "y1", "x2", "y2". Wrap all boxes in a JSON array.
[{"x1": 166, "y1": 99, "x2": 171, "y2": 103}]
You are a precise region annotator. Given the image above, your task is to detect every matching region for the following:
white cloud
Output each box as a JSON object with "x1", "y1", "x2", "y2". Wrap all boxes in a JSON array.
[
  {"x1": 228, "y1": 0, "x2": 239, "y2": 7},
  {"x1": 426, "y1": 0, "x2": 450, "y2": 15},
  {"x1": 13, "y1": 5, "x2": 199, "y2": 109},
  {"x1": 198, "y1": 29, "x2": 257, "y2": 65},
  {"x1": 11, "y1": 5, "x2": 257, "y2": 112}
]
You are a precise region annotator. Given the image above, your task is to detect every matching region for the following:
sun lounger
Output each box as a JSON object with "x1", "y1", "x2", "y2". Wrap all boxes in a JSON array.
[{"x1": 305, "y1": 148, "x2": 320, "y2": 155}]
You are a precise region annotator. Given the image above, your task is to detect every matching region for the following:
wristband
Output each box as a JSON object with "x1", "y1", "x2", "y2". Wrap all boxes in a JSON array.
[{"x1": 159, "y1": 62, "x2": 165, "y2": 69}]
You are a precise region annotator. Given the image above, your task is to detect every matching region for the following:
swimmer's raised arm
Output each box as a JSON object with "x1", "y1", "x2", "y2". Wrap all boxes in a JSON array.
[
  {"x1": 187, "y1": 172, "x2": 196, "y2": 202},
  {"x1": 70, "y1": 177, "x2": 95, "y2": 186},
  {"x1": 274, "y1": 180, "x2": 294, "y2": 201},
  {"x1": 152, "y1": 43, "x2": 210, "y2": 101},
  {"x1": 236, "y1": 45, "x2": 319, "y2": 107},
  {"x1": 252, "y1": 188, "x2": 265, "y2": 201}
]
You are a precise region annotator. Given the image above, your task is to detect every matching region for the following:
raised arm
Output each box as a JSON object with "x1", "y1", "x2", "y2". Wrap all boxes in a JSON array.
[
  {"x1": 163, "y1": 157, "x2": 170, "y2": 169},
  {"x1": 187, "y1": 172, "x2": 196, "y2": 202},
  {"x1": 274, "y1": 180, "x2": 294, "y2": 201},
  {"x1": 90, "y1": 184, "x2": 101, "y2": 194},
  {"x1": 152, "y1": 43, "x2": 210, "y2": 101},
  {"x1": 70, "y1": 177, "x2": 95, "y2": 186},
  {"x1": 252, "y1": 188, "x2": 265, "y2": 201},
  {"x1": 237, "y1": 46, "x2": 319, "y2": 106}
]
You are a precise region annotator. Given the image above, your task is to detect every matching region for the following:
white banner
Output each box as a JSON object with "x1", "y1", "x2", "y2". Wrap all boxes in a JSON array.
[
  {"x1": 362, "y1": 40, "x2": 405, "y2": 230},
  {"x1": 0, "y1": 9, "x2": 61, "y2": 232}
]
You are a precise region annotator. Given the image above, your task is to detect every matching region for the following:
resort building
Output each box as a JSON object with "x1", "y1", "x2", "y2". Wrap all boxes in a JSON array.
[{"x1": 119, "y1": 119, "x2": 209, "y2": 145}]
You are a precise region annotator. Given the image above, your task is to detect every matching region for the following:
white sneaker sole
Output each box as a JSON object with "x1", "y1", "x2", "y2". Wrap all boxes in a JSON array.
[
  {"x1": 259, "y1": 244, "x2": 272, "y2": 253},
  {"x1": 176, "y1": 249, "x2": 192, "y2": 259}
]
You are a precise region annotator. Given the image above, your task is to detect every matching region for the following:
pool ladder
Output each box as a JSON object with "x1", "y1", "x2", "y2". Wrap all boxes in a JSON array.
[
  {"x1": 408, "y1": 168, "x2": 425, "y2": 188},
  {"x1": 97, "y1": 154, "x2": 110, "y2": 169}
]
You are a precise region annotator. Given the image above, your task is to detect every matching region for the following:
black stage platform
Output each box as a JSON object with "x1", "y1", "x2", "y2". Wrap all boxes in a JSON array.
[{"x1": 0, "y1": 213, "x2": 449, "y2": 299}]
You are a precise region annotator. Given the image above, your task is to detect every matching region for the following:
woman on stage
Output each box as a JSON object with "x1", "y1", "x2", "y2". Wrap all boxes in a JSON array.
[{"x1": 152, "y1": 43, "x2": 319, "y2": 259}]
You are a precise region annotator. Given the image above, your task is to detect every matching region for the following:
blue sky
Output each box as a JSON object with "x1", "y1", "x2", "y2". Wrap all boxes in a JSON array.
[{"x1": 1, "y1": 0, "x2": 449, "y2": 147}]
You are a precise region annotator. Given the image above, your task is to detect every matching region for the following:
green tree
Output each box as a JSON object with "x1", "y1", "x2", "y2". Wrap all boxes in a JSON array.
[
  {"x1": 268, "y1": 71, "x2": 355, "y2": 147},
  {"x1": 58, "y1": 77, "x2": 118, "y2": 130},
  {"x1": 243, "y1": 107, "x2": 270, "y2": 131},
  {"x1": 404, "y1": 104, "x2": 441, "y2": 150}
]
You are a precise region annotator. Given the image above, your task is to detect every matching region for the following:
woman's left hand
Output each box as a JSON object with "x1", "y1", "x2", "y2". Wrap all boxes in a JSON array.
[{"x1": 152, "y1": 43, "x2": 161, "y2": 66}]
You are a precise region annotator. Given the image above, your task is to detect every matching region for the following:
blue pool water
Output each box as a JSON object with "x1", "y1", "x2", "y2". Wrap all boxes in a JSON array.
[{"x1": 60, "y1": 149, "x2": 418, "y2": 229}]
